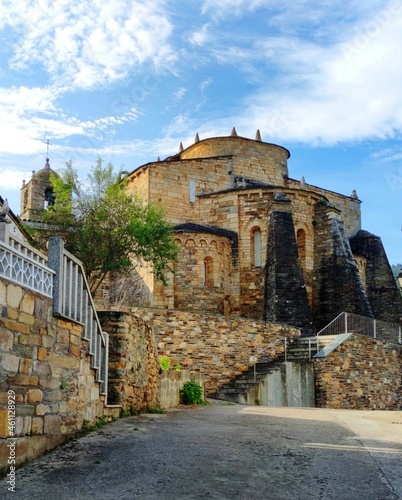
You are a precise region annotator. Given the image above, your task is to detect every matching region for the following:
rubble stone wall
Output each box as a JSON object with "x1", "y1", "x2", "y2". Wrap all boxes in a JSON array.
[
  {"x1": 133, "y1": 307, "x2": 301, "y2": 394},
  {"x1": 314, "y1": 334, "x2": 401, "y2": 410},
  {"x1": 0, "y1": 279, "x2": 113, "y2": 475}
]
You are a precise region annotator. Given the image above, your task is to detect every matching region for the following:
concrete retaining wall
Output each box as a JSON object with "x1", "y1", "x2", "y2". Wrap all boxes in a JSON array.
[
  {"x1": 159, "y1": 371, "x2": 205, "y2": 408},
  {"x1": 261, "y1": 362, "x2": 315, "y2": 407}
]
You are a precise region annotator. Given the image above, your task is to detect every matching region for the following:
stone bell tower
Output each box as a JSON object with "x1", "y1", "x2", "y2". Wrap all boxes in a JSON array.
[{"x1": 20, "y1": 158, "x2": 58, "y2": 221}]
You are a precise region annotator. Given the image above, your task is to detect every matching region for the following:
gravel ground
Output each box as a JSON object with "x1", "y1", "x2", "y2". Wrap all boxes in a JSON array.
[{"x1": 2, "y1": 401, "x2": 402, "y2": 500}]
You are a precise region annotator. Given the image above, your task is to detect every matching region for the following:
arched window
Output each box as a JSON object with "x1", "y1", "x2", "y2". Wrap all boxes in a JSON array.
[
  {"x1": 297, "y1": 228, "x2": 306, "y2": 267},
  {"x1": 44, "y1": 187, "x2": 55, "y2": 209},
  {"x1": 203, "y1": 257, "x2": 214, "y2": 286},
  {"x1": 252, "y1": 228, "x2": 262, "y2": 267}
]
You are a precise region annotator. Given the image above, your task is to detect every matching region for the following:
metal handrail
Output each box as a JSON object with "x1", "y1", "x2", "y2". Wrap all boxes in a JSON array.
[
  {"x1": 48, "y1": 237, "x2": 108, "y2": 396},
  {"x1": 317, "y1": 311, "x2": 401, "y2": 345}
]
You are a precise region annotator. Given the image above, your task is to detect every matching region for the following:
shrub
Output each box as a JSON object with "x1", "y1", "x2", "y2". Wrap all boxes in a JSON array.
[
  {"x1": 180, "y1": 380, "x2": 205, "y2": 405},
  {"x1": 158, "y1": 355, "x2": 171, "y2": 371}
]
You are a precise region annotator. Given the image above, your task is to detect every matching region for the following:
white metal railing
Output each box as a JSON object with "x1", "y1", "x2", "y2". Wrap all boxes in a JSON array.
[
  {"x1": 48, "y1": 236, "x2": 108, "y2": 396},
  {"x1": 0, "y1": 240, "x2": 54, "y2": 297},
  {"x1": 8, "y1": 233, "x2": 48, "y2": 266},
  {"x1": 317, "y1": 311, "x2": 401, "y2": 345},
  {"x1": 0, "y1": 224, "x2": 108, "y2": 397}
]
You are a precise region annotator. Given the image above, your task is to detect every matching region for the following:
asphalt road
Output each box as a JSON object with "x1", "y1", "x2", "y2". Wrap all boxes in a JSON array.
[{"x1": 2, "y1": 402, "x2": 402, "y2": 500}]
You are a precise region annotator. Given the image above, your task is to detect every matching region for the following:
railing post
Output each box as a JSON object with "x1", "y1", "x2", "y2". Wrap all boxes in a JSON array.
[
  {"x1": 373, "y1": 319, "x2": 377, "y2": 339},
  {"x1": 0, "y1": 220, "x2": 9, "y2": 243},
  {"x1": 345, "y1": 312, "x2": 348, "y2": 334},
  {"x1": 399, "y1": 325, "x2": 401, "y2": 344},
  {"x1": 284, "y1": 337, "x2": 287, "y2": 361},
  {"x1": 47, "y1": 236, "x2": 65, "y2": 316},
  {"x1": 308, "y1": 339, "x2": 311, "y2": 360}
]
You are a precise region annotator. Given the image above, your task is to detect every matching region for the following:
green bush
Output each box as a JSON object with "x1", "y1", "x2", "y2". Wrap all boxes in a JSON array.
[
  {"x1": 158, "y1": 355, "x2": 171, "y2": 371},
  {"x1": 180, "y1": 380, "x2": 205, "y2": 405}
]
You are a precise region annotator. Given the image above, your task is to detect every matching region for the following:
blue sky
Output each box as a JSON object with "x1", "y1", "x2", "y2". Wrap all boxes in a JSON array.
[{"x1": 0, "y1": 0, "x2": 401, "y2": 264}]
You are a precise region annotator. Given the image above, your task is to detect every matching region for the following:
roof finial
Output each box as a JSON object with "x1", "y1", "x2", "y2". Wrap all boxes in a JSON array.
[
  {"x1": 300, "y1": 176, "x2": 306, "y2": 190},
  {"x1": 350, "y1": 189, "x2": 358, "y2": 199},
  {"x1": 255, "y1": 129, "x2": 262, "y2": 141},
  {"x1": 230, "y1": 127, "x2": 237, "y2": 136},
  {"x1": 179, "y1": 142, "x2": 184, "y2": 152},
  {"x1": 157, "y1": 156, "x2": 160, "y2": 162},
  {"x1": 195, "y1": 133, "x2": 200, "y2": 143}
]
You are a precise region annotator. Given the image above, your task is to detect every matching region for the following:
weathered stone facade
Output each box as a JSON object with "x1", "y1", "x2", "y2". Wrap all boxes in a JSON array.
[
  {"x1": 314, "y1": 335, "x2": 401, "y2": 410},
  {"x1": 98, "y1": 310, "x2": 160, "y2": 412},
  {"x1": 19, "y1": 159, "x2": 58, "y2": 222},
  {"x1": 123, "y1": 132, "x2": 402, "y2": 331},
  {"x1": 133, "y1": 307, "x2": 300, "y2": 394},
  {"x1": 0, "y1": 280, "x2": 115, "y2": 474}
]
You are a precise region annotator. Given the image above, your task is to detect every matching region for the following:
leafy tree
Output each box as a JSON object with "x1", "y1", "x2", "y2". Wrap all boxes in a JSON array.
[{"x1": 32, "y1": 158, "x2": 178, "y2": 294}]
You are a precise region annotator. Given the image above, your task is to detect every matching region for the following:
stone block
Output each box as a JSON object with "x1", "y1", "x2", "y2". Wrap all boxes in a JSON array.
[
  {"x1": 0, "y1": 281, "x2": 6, "y2": 306},
  {"x1": 19, "y1": 312, "x2": 35, "y2": 326},
  {"x1": 7, "y1": 285, "x2": 23, "y2": 309},
  {"x1": 69, "y1": 345, "x2": 81, "y2": 358},
  {"x1": 43, "y1": 389, "x2": 62, "y2": 403},
  {"x1": 19, "y1": 358, "x2": 33, "y2": 375},
  {"x1": 0, "y1": 329, "x2": 14, "y2": 351},
  {"x1": 35, "y1": 403, "x2": 51, "y2": 416},
  {"x1": 34, "y1": 361, "x2": 51, "y2": 377},
  {"x1": 12, "y1": 375, "x2": 39, "y2": 387},
  {"x1": 0, "y1": 352, "x2": 19, "y2": 374},
  {"x1": 20, "y1": 294, "x2": 35, "y2": 315},
  {"x1": 15, "y1": 404, "x2": 35, "y2": 417},
  {"x1": 47, "y1": 352, "x2": 79, "y2": 369},
  {"x1": 7, "y1": 308, "x2": 19, "y2": 320},
  {"x1": 56, "y1": 330, "x2": 70, "y2": 344},
  {"x1": 44, "y1": 414, "x2": 61, "y2": 434},
  {"x1": 42, "y1": 336, "x2": 54, "y2": 348},
  {"x1": 37, "y1": 347, "x2": 47, "y2": 361},
  {"x1": 27, "y1": 389, "x2": 43, "y2": 403},
  {"x1": 39, "y1": 377, "x2": 59, "y2": 390},
  {"x1": 0, "y1": 408, "x2": 9, "y2": 438},
  {"x1": 31, "y1": 417, "x2": 43, "y2": 435}
]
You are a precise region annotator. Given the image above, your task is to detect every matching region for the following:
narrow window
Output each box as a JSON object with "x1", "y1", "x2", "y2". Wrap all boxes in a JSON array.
[
  {"x1": 189, "y1": 181, "x2": 196, "y2": 203},
  {"x1": 204, "y1": 257, "x2": 214, "y2": 286},
  {"x1": 297, "y1": 228, "x2": 306, "y2": 267},
  {"x1": 252, "y1": 229, "x2": 262, "y2": 267}
]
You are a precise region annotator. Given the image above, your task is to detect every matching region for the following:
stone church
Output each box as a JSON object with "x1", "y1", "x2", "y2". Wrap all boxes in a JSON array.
[
  {"x1": 124, "y1": 129, "x2": 402, "y2": 333},
  {"x1": 18, "y1": 131, "x2": 402, "y2": 334}
]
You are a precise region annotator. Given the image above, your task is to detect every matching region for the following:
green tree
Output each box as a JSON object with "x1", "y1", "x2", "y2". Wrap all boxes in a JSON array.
[{"x1": 32, "y1": 158, "x2": 178, "y2": 294}]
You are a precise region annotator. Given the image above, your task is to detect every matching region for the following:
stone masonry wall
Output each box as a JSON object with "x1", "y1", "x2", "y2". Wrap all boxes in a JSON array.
[
  {"x1": 0, "y1": 280, "x2": 111, "y2": 475},
  {"x1": 133, "y1": 307, "x2": 301, "y2": 394},
  {"x1": 98, "y1": 311, "x2": 160, "y2": 412},
  {"x1": 312, "y1": 204, "x2": 373, "y2": 329},
  {"x1": 314, "y1": 334, "x2": 401, "y2": 410},
  {"x1": 264, "y1": 198, "x2": 313, "y2": 334}
]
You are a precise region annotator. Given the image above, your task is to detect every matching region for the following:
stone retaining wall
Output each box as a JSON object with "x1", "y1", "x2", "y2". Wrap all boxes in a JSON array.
[
  {"x1": 0, "y1": 280, "x2": 115, "y2": 476},
  {"x1": 98, "y1": 311, "x2": 160, "y2": 412},
  {"x1": 314, "y1": 334, "x2": 401, "y2": 410},
  {"x1": 133, "y1": 307, "x2": 300, "y2": 394}
]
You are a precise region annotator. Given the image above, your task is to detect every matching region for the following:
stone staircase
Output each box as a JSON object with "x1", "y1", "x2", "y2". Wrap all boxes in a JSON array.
[
  {"x1": 284, "y1": 334, "x2": 338, "y2": 360},
  {"x1": 211, "y1": 334, "x2": 338, "y2": 405}
]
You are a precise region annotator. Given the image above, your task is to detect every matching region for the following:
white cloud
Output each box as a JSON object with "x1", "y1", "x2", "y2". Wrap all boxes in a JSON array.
[
  {"x1": 0, "y1": 0, "x2": 176, "y2": 90},
  {"x1": 201, "y1": 2, "x2": 402, "y2": 145},
  {"x1": 0, "y1": 85, "x2": 140, "y2": 155},
  {"x1": 0, "y1": 168, "x2": 32, "y2": 190}
]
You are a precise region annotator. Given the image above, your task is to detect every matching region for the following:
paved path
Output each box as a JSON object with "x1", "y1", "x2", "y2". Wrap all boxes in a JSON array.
[{"x1": 2, "y1": 403, "x2": 402, "y2": 500}]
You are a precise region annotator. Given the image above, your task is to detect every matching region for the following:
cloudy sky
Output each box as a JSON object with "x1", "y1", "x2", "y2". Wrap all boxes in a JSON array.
[{"x1": 0, "y1": 0, "x2": 401, "y2": 264}]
